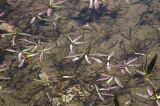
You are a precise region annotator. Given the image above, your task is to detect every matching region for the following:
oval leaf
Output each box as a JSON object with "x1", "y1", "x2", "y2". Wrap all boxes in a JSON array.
[{"x1": 146, "y1": 54, "x2": 158, "y2": 75}]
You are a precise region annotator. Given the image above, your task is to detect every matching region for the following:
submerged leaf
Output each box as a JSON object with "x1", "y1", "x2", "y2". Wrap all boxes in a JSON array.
[
  {"x1": 72, "y1": 57, "x2": 80, "y2": 61},
  {"x1": 126, "y1": 58, "x2": 137, "y2": 65},
  {"x1": 18, "y1": 59, "x2": 25, "y2": 68},
  {"x1": 114, "y1": 78, "x2": 123, "y2": 88},
  {"x1": 85, "y1": 55, "x2": 91, "y2": 64},
  {"x1": 146, "y1": 54, "x2": 158, "y2": 75},
  {"x1": 95, "y1": 85, "x2": 105, "y2": 101},
  {"x1": 136, "y1": 93, "x2": 149, "y2": 99},
  {"x1": 114, "y1": 93, "x2": 120, "y2": 106},
  {"x1": 90, "y1": 57, "x2": 103, "y2": 63}
]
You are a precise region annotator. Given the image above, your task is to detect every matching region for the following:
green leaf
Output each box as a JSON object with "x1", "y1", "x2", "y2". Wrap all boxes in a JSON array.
[
  {"x1": 114, "y1": 93, "x2": 120, "y2": 106},
  {"x1": 146, "y1": 54, "x2": 158, "y2": 75}
]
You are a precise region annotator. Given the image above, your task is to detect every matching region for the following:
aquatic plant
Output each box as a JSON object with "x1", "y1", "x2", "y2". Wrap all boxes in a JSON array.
[
  {"x1": 111, "y1": 57, "x2": 140, "y2": 75},
  {"x1": 136, "y1": 54, "x2": 157, "y2": 79},
  {"x1": 65, "y1": 44, "x2": 107, "y2": 64},
  {"x1": 97, "y1": 73, "x2": 123, "y2": 88},
  {"x1": 67, "y1": 35, "x2": 86, "y2": 54},
  {"x1": 136, "y1": 55, "x2": 160, "y2": 105}
]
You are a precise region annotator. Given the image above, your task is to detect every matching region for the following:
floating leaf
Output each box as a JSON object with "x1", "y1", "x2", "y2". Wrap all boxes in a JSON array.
[{"x1": 146, "y1": 54, "x2": 158, "y2": 75}]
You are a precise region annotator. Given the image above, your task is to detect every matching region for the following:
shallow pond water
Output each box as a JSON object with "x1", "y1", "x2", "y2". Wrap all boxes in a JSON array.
[{"x1": 0, "y1": 0, "x2": 160, "y2": 106}]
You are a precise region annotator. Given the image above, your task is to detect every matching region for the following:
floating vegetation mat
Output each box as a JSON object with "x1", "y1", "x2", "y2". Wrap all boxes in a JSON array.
[{"x1": 0, "y1": 0, "x2": 160, "y2": 106}]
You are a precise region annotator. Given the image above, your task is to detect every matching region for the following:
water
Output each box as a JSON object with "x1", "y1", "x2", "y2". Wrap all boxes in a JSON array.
[{"x1": 0, "y1": 0, "x2": 160, "y2": 105}]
